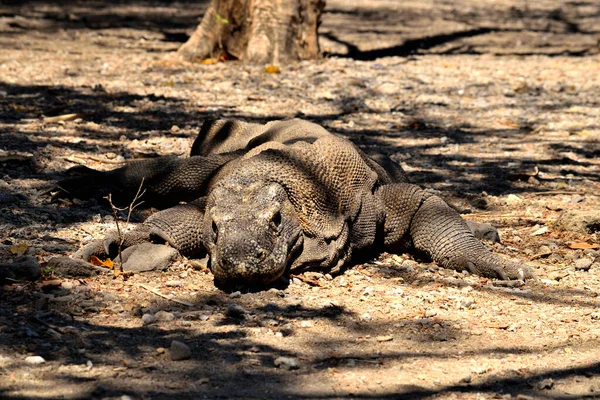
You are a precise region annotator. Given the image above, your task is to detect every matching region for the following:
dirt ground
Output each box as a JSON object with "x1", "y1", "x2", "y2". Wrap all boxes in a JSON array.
[{"x1": 1, "y1": 0, "x2": 600, "y2": 399}]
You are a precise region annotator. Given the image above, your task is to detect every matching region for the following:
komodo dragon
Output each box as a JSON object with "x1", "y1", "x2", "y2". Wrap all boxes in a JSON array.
[{"x1": 55, "y1": 119, "x2": 534, "y2": 288}]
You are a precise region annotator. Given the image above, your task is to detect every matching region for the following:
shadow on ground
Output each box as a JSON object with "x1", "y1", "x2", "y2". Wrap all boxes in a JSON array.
[{"x1": 1, "y1": 286, "x2": 599, "y2": 399}]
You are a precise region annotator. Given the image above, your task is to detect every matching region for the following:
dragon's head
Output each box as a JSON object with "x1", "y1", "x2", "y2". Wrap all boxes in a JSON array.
[{"x1": 203, "y1": 181, "x2": 303, "y2": 289}]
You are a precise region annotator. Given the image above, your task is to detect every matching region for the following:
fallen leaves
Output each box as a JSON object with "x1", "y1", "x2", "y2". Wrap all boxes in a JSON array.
[
  {"x1": 9, "y1": 243, "x2": 28, "y2": 255},
  {"x1": 89, "y1": 256, "x2": 114, "y2": 269},
  {"x1": 569, "y1": 242, "x2": 599, "y2": 250},
  {"x1": 264, "y1": 65, "x2": 281, "y2": 74},
  {"x1": 197, "y1": 58, "x2": 218, "y2": 65}
]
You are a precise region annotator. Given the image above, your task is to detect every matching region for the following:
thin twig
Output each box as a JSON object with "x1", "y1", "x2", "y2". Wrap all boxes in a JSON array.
[
  {"x1": 137, "y1": 284, "x2": 194, "y2": 307},
  {"x1": 532, "y1": 191, "x2": 588, "y2": 196},
  {"x1": 104, "y1": 178, "x2": 146, "y2": 274},
  {"x1": 33, "y1": 316, "x2": 64, "y2": 334}
]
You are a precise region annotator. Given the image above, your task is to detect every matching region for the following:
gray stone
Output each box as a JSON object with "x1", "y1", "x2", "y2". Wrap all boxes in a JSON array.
[
  {"x1": 61, "y1": 281, "x2": 74, "y2": 290},
  {"x1": 170, "y1": 340, "x2": 191, "y2": 361},
  {"x1": 425, "y1": 309, "x2": 439, "y2": 318},
  {"x1": 555, "y1": 210, "x2": 600, "y2": 234},
  {"x1": 464, "y1": 220, "x2": 501, "y2": 243},
  {"x1": 141, "y1": 313, "x2": 156, "y2": 325},
  {"x1": 155, "y1": 311, "x2": 175, "y2": 322},
  {"x1": 121, "y1": 243, "x2": 180, "y2": 272},
  {"x1": 537, "y1": 378, "x2": 554, "y2": 390},
  {"x1": 25, "y1": 355, "x2": 45, "y2": 365},
  {"x1": 226, "y1": 303, "x2": 247, "y2": 319},
  {"x1": 0, "y1": 255, "x2": 41, "y2": 282},
  {"x1": 456, "y1": 297, "x2": 475, "y2": 309},
  {"x1": 274, "y1": 356, "x2": 300, "y2": 370},
  {"x1": 47, "y1": 256, "x2": 107, "y2": 278},
  {"x1": 575, "y1": 258, "x2": 593, "y2": 271}
]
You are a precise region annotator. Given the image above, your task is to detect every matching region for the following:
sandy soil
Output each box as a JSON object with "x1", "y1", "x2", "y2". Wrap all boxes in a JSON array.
[{"x1": 1, "y1": 0, "x2": 600, "y2": 399}]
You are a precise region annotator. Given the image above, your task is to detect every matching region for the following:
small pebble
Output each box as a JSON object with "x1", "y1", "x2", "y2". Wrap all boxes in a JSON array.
[
  {"x1": 229, "y1": 291, "x2": 242, "y2": 299},
  {"x1": 537, "y1": 378, "x2": 554, "y2": 390},
  {"x1": 456, "y1": 297, "x2": 475, "y2": 309},
  {"x1": 155, "y1": 311, "x2": 175, "y2": 322},
  {"x1": 60, "y1": 281, "x2": 74, "y2": 290},
  {"x1": 165, "y1": 280, "x2": 182, "y2": 287},
  {"x1": 226, "y1": 303, "x2": 247, "y2": 319},
  {"x1": 505, "y1": 194, "x2": 522, "y2": 205},
  {"x1": 25, "y1": 355, "x2": 45, "y2": 365},
  {"x1": 170, "y1": 340, "x2": 191, "y2": 361},
  {"x1": 141, "y1": 313, "x2": 156, "y2": 325},
  {"x1": 274, "y1": 356, "x2": 300, "y2": 370},
  {"x1": 575, "y1": 258, "x2": 593, "y2": 271},
  {"x1": 376, "y1": 335, "x2": 393, "y2": 342},
  {"x1": 425, "y1": 309, "x2": 438, "y2": 318},
  {"x1": 156, "y1": 347, "x2": 165, "y2": 354}
]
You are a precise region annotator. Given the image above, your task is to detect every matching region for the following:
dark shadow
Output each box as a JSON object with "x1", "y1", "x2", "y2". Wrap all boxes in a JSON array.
[
  {"x1": 324, "y1": 28, "x2": 495, "y2": 60},
  {"x1": 323, "y1": 3, "x2": 600, "y2": 60},
  {"x1": 1, "y1": 283, "x2": 599, "y2": 399}
]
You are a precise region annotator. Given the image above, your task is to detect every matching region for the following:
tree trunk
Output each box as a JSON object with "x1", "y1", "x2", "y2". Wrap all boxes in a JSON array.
[{"x1": 176, "y1": 0, "x2": 326, "y2": 64}]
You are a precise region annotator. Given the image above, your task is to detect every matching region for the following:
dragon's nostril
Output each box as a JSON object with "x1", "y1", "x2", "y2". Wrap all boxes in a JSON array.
[{"x1": 256, "y1": 248, "x2": 265, "y2": 260}]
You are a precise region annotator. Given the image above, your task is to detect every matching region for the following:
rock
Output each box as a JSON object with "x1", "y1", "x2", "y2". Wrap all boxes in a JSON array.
[
  {"x1": 376, "y1": 335, "x2": 393, "y2": 342},
  {"x1": 537, "y1": 378, "x2": 554, "y2": 390},
  {"x1": 456, "y1": 297, "x2": 475, "y2": 309},
  {"x1": 505, "y1": 194, "x2": 522, "y2": 205},
  {"x1": 0, "y1": 255, "x2": 41, "y2": 282},
  {"x1": 120, "y1": 243, "x2": 180, "y2": 272},
  {"x1": 575, "y1": 258, "x2": 593, "y2": 271},
  {"x1": 165, "y1": 280, "x2": 182, "y2": 287},
  {"x1": 425, "y1": 309, "x2": 438, "y2": 318},
  {"x1": 226, "y1": 303, "x2": 247, "y2": 319},
  {"x1": 155, "y1": 311, "x2": 175, "y2": 322},
  {"x1": 274, "y1": 356, "x2": 300, "y2": 370},
  {"x1": 189, "y1": 257, "x2": 209, "y2": 270},
  {"x1": 555, "y1": 210, "x2": 600, "y2": 234},
  {"x1": 61, "y1": 281, "x2": 74, "y2": 290},
  {"x1": 47, "y1": 256, "x2": 107, "y2": 278},
  {"x1": 531, "y1": 226, "x2": 548, "y2": 236},
  {"x1": 229, "y1": 291, "x2": 242, "y2": 299},
  {"x1": 141, "y1": 313, "x2": 156, "y2": 325},
  {"x1": 375, "y1": 82, "x2": 399, "y2": 95},
  {"x1": 170, "y1": 340, "x2": 191, "y2": 361},
  {"x1": 25, "y1": 355, "x2": 45, "y2": 365},
  {"x1": 464, "y1": 220, "x2": 501, "y2": 243},
  {"x1": 459, "y1": 374, "x2": 472, "y2": 384}
]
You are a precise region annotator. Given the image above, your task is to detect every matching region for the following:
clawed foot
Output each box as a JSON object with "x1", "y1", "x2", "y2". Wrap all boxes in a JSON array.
[{"x1": 457, "y1": 255, "x2": 536, "y2": 281}]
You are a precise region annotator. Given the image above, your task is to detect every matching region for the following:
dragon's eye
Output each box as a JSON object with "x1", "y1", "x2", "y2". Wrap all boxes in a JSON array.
[
  {"x1": 211, "y1": 220, "x2": 218, "y2": 238},
  {"x1": 271, "y1": 211, "x2": 282, "y2": 229}
]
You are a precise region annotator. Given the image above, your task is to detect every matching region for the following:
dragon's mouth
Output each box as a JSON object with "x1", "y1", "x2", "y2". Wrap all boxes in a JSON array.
[{"x1": 210, "y1": 230, "x2": 303, "y2": 290}]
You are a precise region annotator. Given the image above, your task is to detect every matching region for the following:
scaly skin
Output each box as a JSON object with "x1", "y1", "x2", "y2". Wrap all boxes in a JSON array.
[{"x1": 55, "y1": 119, "x2": 535, "y2": 288}]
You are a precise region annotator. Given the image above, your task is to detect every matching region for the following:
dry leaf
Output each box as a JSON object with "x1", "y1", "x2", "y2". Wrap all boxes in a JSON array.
[
  {"x1": 569, "y1": 242, "x2": 599, "y2": 249},
  {"x1": 197, "y1": 58, "x2": 218, "y2": 65},
  {"x1": 9, "y1": 243, "x2": 28, "y2": 255},
  {"x1": 264, "y1": 65, "x2": 281, "y2": 74},
  {"x1": 498, "y1": 119, "x2": 520, "y2": 128},
  {"x1": 89, "y1": 255, "x2": 115, "y2": 269}
]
